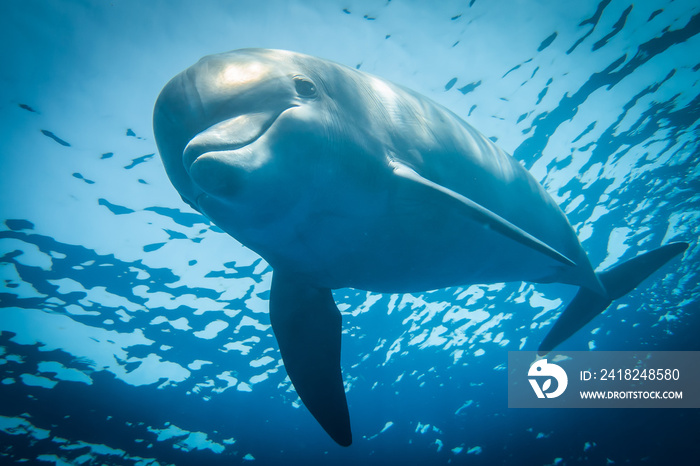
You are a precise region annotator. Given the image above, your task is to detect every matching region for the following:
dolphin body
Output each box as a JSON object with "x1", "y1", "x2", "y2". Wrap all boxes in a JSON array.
[{"x1": 153, "y1": 48, "x2": 688, "y2": 446}]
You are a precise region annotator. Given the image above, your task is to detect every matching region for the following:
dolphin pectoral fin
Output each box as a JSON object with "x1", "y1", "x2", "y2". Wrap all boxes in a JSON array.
[
  {"x1": 269, "y1": 271, "x2": 352, "y2": 447},
  {"x1": 389, "y1": 160, "x2": 576, "y2": 267},
  {"x1": 538, "y1": 242, "x2": 689, "y2": 355}
]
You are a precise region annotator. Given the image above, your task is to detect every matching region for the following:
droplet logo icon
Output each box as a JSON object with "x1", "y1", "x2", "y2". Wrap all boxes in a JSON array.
[{"x1": 528, "y1": 359, "x2": 568, "y2": 398}]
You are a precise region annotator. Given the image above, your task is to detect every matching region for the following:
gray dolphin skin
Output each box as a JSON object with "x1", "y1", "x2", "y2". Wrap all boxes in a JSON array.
[{"x1": 153, "y1": 48, "x2": 688, "y2": 446}]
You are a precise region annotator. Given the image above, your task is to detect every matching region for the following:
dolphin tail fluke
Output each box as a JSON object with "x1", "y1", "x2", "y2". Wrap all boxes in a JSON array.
[
  {"x1": 537, "y1": 285, "x2": 610, "y2": 355},
  {"x1": 269, "y1": 271, "x2": 352, "y2": 447},
  {"x1": 538, "y1": 242, "x2": 689, "y2": 355}
]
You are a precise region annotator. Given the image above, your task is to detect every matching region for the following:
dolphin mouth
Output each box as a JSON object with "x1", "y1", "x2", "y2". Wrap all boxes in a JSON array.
[{"x1": 182, "y1": 108, "x2": 291, "y2": 170}]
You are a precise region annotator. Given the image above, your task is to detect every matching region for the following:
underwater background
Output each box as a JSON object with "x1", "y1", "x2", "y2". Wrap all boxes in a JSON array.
[{"x1": 1, "y1": 0, "x2": 699, "y2": 464}]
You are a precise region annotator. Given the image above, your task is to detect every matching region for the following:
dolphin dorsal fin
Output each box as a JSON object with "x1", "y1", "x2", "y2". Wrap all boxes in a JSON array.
[{"x1": 389, "y1": 159, "x2": 576, "y2": 268}]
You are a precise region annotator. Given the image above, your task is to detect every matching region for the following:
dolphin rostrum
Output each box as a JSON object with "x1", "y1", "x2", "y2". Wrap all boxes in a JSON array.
[{"x1": 153, "y1": 48, "x2": 688, "y2": 446}]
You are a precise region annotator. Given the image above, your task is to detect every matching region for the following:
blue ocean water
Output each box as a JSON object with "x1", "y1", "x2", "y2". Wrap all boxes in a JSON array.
[{"x1": 1, "y1": 0, "x2": 699, "y2": 464}]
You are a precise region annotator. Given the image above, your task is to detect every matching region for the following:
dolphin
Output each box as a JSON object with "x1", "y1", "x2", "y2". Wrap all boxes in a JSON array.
[{"x1": 153, "y1": 48, "x2": 688, "y2": 446}]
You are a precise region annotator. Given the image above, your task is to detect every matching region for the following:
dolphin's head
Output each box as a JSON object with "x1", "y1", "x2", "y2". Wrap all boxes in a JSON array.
[
  {"x1": 155, "y1": 49, "x2": 325, "y2": 215},
  {"x1": 154, "y1": 49, "x2": 390, "y2": 265}
]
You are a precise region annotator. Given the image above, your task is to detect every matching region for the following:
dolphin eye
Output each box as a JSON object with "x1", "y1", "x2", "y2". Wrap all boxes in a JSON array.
[{"x1": 293, "y1": 76, "x2": 317, "y2": 97}]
